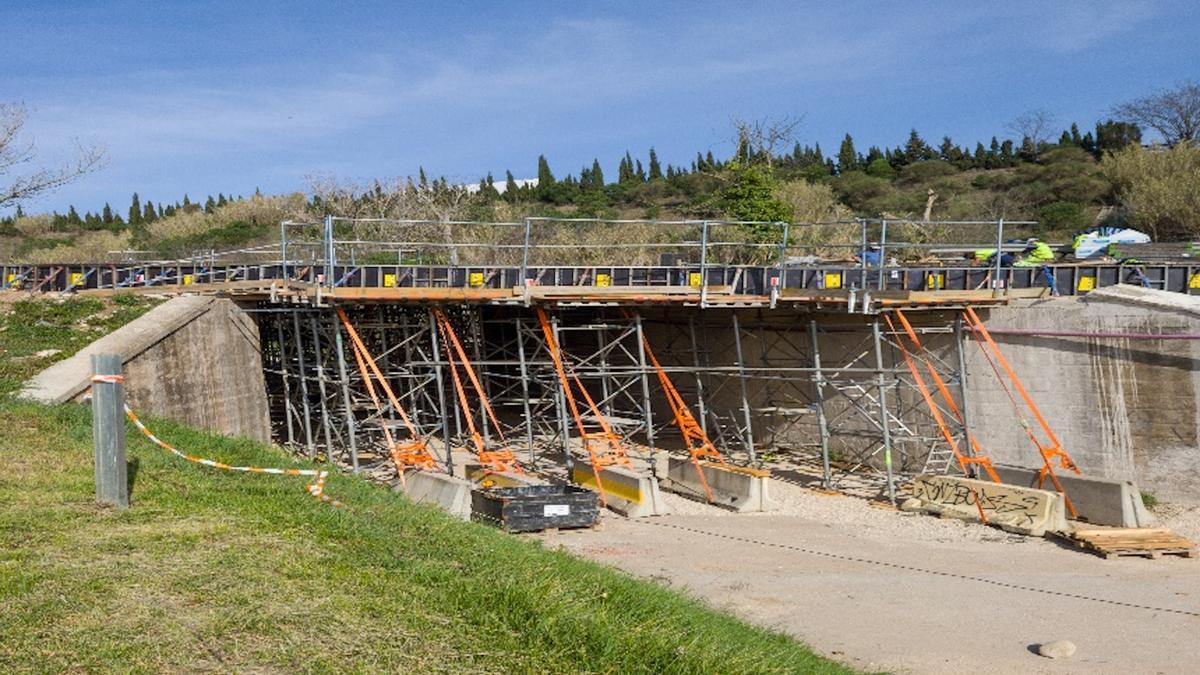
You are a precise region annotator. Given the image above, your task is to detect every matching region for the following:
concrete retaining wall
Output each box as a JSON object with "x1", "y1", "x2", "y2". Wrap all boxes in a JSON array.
[
  {"x1": 966, "y1": 287, "x2": 1200, "y2": 504},
  {"x1": 21, "y1": 296, "x2": 272, "y2": 443}
]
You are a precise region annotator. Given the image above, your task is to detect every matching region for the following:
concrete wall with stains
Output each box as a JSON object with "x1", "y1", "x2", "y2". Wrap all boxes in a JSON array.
[{"x1": 966, "y1": 289, "x2": 1200, "y2": 503}]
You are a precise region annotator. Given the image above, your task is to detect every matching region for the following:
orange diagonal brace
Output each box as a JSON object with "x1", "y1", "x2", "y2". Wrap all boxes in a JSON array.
[
  {"x1": 432, "y1": 308, "x2": 522, "y2": 475},
  {"x1": 962, "y1": 306, "x2": 1079, "y2": 518},
  {"x1": 623, "y1": 309, "x2": 724, "y2": 503},
  {"x1": 535, "y1": 307, "x2": 631, "y2": 506},
  {"x1": 336, "y1": 308, "x2": 437, "y2": 480},
  {"x1": 884, "y1": 313, "x2": 993, "y2": 524},
  {"x1": 893, "y1": 310, "x2": 994, "y2": 468}
]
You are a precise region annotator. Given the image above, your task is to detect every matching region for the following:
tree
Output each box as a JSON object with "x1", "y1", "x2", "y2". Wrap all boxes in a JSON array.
[
  {"x1": 1102, "y1": 143, "x2": 1200, "y2": 240},
  {"x1": 1006, "y1": 109, "x2": 1056, "y2": 151},
  {"x1": 837, "y1": 134, "x2": 859, "y2": 174},
  {"x1": 127, "y1": 193, "x2": 142, "y2": 227},
  {"x1": 1112, "y1": 81, "x2": 1200, "y2": 145},
  {"x1": 143, "y1": 201, "x2": 158, "y2": 223},
  {"x1": 0, "y1": 102, "x2": 105, "y2": 211},
  {"x1": 586, "y1": 159, "x2": 602, "y2": 188},
  {"x1": 101, "y1": 202, "x2": 114, "y2": 225},
  {"x1": 719, "y1": 160, "x2": 790, "y2": 226},
  {"x1": 1095, "y1": 119, "x2": 1142, "y2": 153},
  {"x1": 647, "y1": 148, "x2": 662, "y2": 181},
  {"x1": 731, "y1": 114, "x2": 803, "y2": 168},
  {"x1": 903, "y1": 129, "x2": 934, "y2": 163}
]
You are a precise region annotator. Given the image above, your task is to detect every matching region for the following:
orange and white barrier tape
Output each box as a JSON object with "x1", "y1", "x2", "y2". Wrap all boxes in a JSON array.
[{"x1": 89, "y1": 375, "x2": 346, "y2": 508}]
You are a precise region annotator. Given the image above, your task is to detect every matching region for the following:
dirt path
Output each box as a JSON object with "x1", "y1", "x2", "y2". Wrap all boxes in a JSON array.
[{"x1": 542, "y1": 483, "x2": 1200, "y2": 674}]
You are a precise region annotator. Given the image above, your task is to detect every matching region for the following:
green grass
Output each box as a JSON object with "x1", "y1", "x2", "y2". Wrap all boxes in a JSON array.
[
  {"x1": 0, "y1": 295, "x2": 852, "y2": 673},
  {"x1": 0, "y1": 295, "x2": 159, "y2": 395}
]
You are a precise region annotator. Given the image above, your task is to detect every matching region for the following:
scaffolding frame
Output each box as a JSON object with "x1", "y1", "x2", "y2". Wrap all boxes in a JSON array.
[{"x1": 259, "y1": 303, "x2": 972, "y2": 500}]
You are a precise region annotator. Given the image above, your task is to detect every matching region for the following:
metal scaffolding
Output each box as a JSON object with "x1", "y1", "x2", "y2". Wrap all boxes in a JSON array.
[{"x1": 258, "y1": 303, "x2": 971, "y2": 501}]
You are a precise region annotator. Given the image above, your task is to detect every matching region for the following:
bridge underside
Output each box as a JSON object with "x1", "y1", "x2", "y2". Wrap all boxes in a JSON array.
[{"x1": 257, "y1": 301, "x2": 971, "y2": 500}]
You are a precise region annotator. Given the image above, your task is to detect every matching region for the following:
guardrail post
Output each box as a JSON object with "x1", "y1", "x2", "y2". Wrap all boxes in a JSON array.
[
  {"x1": 699, "y1": 220, "x2": 709, "y2": 308},
  {"x1": 91, "y1": 353, "x2": 128, "y2": 510},
  {"x1": 521, "y1": 217, "x2": 532, "y2": 293},
  {"x1": 772, "y1": 221, "x2": 789, "y2": 307},
  {"x1": 324, "y1": 214, "x2": 335, "y2": 288},
  {"x1": 993, "y1": 217, "x2": 1005, "y2": 295},
  {"x1": 877, "y1": 218, "x2": 889, "y2": 290},
  {"x1": 280, "y1": 221, "x2": 289, "y2": 281}
]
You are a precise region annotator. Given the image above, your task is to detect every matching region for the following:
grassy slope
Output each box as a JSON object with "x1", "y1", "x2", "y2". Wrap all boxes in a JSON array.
[{"x1": 0, "y1": 296, "x2": 852, "y2": 674}]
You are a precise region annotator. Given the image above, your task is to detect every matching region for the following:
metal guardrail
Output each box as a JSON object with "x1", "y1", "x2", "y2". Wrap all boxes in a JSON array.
[{"x1": 4, "y1": 217, "x2": 1195, "y2": 298}]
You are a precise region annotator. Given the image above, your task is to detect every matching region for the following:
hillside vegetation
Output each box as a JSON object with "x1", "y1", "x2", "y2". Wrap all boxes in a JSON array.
[{"x1": 3, "y1": 121, "x2": 1199, "y2": 263}]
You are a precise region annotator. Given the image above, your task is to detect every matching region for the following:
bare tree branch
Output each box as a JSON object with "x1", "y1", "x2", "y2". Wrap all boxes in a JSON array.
[
  {"x1": 731, "y1": 114, "x2": 804, "y2": 168},
  {"x1": 1005, "y1": 108, "x2": 1056, "y2": 146},
  {"x1": 0, "y1": 102, "x2": 106, "y2": 210},
  {"x1": 1112, "y1": 81, "x2": 1200, "y2": 146}
]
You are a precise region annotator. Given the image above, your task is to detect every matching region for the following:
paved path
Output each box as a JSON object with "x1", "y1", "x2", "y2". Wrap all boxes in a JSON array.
[{"x1": 544, "y1": 497, "x2": 1200, "y2": 674}]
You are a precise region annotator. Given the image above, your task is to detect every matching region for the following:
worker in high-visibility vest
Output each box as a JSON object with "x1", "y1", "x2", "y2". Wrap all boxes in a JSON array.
[
  {"x1": 964, "y1": 249, "x2": 1014, "y2": 267},
  {"x1": 1014, "y1": 237, "x2": 1056, "y2": 267}
]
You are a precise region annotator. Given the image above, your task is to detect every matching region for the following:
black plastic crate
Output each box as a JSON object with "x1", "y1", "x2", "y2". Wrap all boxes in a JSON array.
[{"x1": 471, "y1": 484, "x2": 600, "y2": 532}]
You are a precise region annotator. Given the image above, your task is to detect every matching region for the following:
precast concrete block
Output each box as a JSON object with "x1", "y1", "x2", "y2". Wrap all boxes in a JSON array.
[
  {"x1": 571, "y1": 462, "x2": 671, "y2": 518},
  {"x1": 910, "y1": 474, "x2": 1069, "y2": 536},
  {"x1": 400, "y1": 470, "x2": 472, "y2": 520},
  {"x1": 993, "y1": 465, "x2": 1156, "y2": 528},
  {"x1": 662, "y1": 457, "x2": 776, "y2": 512}
]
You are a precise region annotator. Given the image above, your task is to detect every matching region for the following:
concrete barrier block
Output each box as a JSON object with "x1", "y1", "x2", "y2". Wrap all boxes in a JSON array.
[
  {"x1": 993, "y1": 465, "x2": 1156, "y2": 528},
  {"x1": 571, "y1": 462, "x2": 671, "y2": 518},
  {"x1": 662, "y1": 457, "x2": 776, "y2": 512},
  {"x1": 910, "y1": 474, "x2": 1069, "y2": 536},
  {"x1": 400, "y1": 470, "x2": 472, "y2": 520},
  {"x1": 465, "y1": 466, "x2": 545, "y2": 489}
]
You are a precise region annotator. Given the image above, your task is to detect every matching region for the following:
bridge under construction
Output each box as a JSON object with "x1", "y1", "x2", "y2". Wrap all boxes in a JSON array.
[{"x1": 13, "y1": 217, "x2": 1200, "y2": 527}]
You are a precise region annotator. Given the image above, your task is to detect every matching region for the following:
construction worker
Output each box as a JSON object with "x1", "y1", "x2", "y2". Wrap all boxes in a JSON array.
[
  {"x1": 855, "y1": 243, "x2": 882, "y2": 267},
  {"x1": 964, "y1": 249, "x2": 1014, "y2": 267},
  {"x1": 1014, "y1": 237, "x2": 1055, "y2": 267}
]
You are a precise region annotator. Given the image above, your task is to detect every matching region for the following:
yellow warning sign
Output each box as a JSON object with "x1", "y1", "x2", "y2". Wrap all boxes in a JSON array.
[
  {"x1": 596, "y1": 273, "x2": 612, "y2": 287},
  {"x1": 468, "y1": 272, "x2": 485, "y2": 288},
  {"x1": 1190, "y1": 273, "x2": 1200, "y2": 289},
  {"x1": 824, "y1": 272, "x2": 842, "y2": 289},
  {"x1": 688, "y1": 272, "x2": 702, "y2": 288},
  {"x1": 383, "y1": 273, "x2": 397, "y2": 288},
  {"x1": 1077, "y1": 276, "x2": 1096, "y2": 291},
  {"x1": 926, "y1": 273, "x2": 945, "y2": 290},
  {"x1": 70, "y1": 272, "x2": 85, "y2": 287}
]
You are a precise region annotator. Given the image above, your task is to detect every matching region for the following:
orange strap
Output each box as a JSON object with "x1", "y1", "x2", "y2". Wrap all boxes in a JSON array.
[
  {"x1": 962, "y1": 307, "x2": 1079, "y2": 518},
  {"x1": 625, "y1": 309, "x2": 724, "y2": 503}
]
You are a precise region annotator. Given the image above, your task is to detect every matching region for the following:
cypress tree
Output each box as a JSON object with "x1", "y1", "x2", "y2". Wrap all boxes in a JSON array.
[
  {"x1": 143, "y1": 202, "x2": 158, "y2": 223},
  {"x1": 504, "y1": 170, "x2": 519, "y2": 203},
  {"x1": 102, "y1": 203, "x2": 114, "y2": 225},
  {"x1": 204, "y1": 196, "x2": 216, "y2": 213},
  {"x1": 635, "y1": 159, "x2": 646, "y2": 182},
  {"x1": 128, "y1": 193, "x2": 142, "y2": 226},
  {"x1": 837, "y1": 134, "x2": 858, "y2": 173},
  {"x1": 648, "y1": 148, "x2": 663, "y2": 180},
  {"x1": 66, "y1": 206, "x2": 82, "y2": 226},
  {"x1": 591, "y1": 158, "x2": 605, "y2": 188},
  {"x1": 536, "y1": 155, "x2": 556, "y2": 186}
]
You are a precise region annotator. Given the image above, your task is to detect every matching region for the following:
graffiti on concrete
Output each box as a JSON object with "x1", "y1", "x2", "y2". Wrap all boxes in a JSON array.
[{"x1": 913, "y1": 476, "x2": 1048, "y2": 527}]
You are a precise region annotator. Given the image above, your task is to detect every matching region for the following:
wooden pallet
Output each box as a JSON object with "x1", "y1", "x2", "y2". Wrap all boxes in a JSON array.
[{"x1": 1066, "y1": 527, "x2": 1198, "y2": 560}]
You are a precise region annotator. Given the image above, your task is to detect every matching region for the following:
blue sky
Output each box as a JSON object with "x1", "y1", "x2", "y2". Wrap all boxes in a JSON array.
[{"x1": 3, "y1": 0, "x2": 1198, "y2": 214}]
